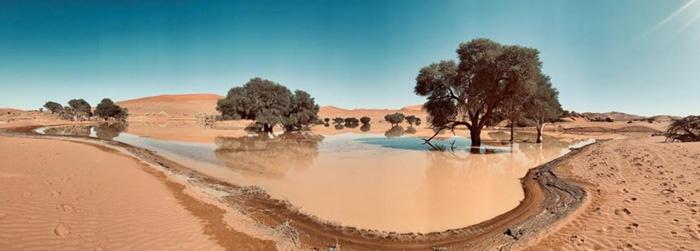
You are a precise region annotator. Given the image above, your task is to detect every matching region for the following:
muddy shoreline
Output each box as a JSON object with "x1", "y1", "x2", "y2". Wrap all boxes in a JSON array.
[{"x1": 2, "y1": 125, "x2": 591, "y2": 250}]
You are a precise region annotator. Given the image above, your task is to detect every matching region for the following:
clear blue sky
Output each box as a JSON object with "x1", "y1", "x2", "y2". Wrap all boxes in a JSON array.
[{"x1": 1, "y1": 0, "x2": 698, "y2": 116}]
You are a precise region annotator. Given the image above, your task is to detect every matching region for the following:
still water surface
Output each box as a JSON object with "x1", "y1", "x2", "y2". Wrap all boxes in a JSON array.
[{"x1": 38, "y1": 123, "x2": 590, "y2": 233}]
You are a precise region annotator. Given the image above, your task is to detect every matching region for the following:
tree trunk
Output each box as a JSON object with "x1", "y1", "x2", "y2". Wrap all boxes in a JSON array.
[
  {"x1": 470, "y1": 127, "x2": 482, "y2": 153},
  {"x1": 536, "y1": 123, "x2": 545, "y2": 143},
  {"x1": 263, "y1": 123, "x2": 273, "y2": 133},
  {"x1": 510, "y1": 120, "x2": 515, "y2": 143}
]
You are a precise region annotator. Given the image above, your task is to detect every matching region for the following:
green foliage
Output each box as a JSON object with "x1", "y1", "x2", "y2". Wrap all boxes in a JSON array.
[
  {"x1": 344, "y1": 117, "x2": 359, "y2": 128},
  {"x1": 95, "y1": 98, "x2": 129, "y2": 121},
  {"x1": 360, "y1": 116, "x2": 371, "y2": 125},
  {"x1": 384, "y1": 113, "x2": 405, "y2": 126},
  {"x1": 43, "y1": 101, "x2": 63, "y2": 114},
  {"x1": 68, "y1": 99, "x2": 92, "y2": 116},
  {"x1": 216, "y1": 78, "x2": 319, "y2": 132},
  {"x1": 405, "y1": 115, "x2": 418, "y2": 126},
  {"x1": 414, "y1": 38, "x2": 544, "y2": 147}
]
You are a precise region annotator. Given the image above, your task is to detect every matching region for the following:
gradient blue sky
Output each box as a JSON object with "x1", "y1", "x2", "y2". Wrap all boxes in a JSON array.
[{"x1": 1, "y1": 0, "x2": 699, "y2": 116}]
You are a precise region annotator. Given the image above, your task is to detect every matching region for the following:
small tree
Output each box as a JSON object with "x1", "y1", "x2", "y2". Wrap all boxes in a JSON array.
[
  {"x1": 324, "y1": 118, "x2": 330, "y2": 123},
  {"x1": 95, "y1": 98, "x2": 129, "y2": 121},
  {"x1": 384, "y1": 113, "x2": 405, "y2": 126},
  {"x1": 523, "y1": 74, "x2": 562, "y2": 143},
  {"x1": 415, "y1": 118, "x2": 422, "y2": 126},
  {"x1": 360, "y1": 116, "x2": 371, "y2": 125},
  {"x1": 666, "y1": 116, "x2": 700, "y2": 142},
  {"x1": 333, "y1": 117, "x2": 345, "y2": 124},
  {"x1": 68, "y1": 99, "x2": 93, "y2": 117},
  {"x1": 344, "y1": 117, "x2": 359, "y2": 128},
  {"x1": 43, "y1": 101, "x2": 63, "y2": 114},
  {"x1": 405, "y1": 115, "x2": 418, "y2": 126}
]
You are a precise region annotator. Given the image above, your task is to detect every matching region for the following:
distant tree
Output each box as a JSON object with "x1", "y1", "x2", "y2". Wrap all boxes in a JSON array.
[
  {"x1": 666, "y1": 116, "x2": 700, "y2": 142},
  {"x1": 415, "y1": 38, "x2": 542, "y2": 150},
  {"x1": 360, "y1": 116, "x2": 371, "y2": 125},
  {"x1": 324, "y1": 118, "x2": 330, "y2": 123},
  {"x1": 43, "y1": 101, "x2": 63, "y2": 114},
  {"x1": 344, "y1": 117, "x2": 359, "y2": 128},
  {"x1": 415, "y1": 118, "x2": 422, "y2": 126},
  {"x1": 360, "y1": 123, "x2": 371, "y2": 132},
  {"x1": 333, "y1": 117, "x2": 345, "y2": 124},
  {"x1": 68, "y1": 99, "x2": 92, "y2": 117},
  {"x1": 95, "y1": 98, "x2": 129, "y2": 121},
  {"x1": 216, "y1": 78, "x2": 319, "y2": 133},
  {"x1": 384, "y1": 113, "x2": 405, "y2": 126},
  {"x1": 523, "y1": 74, "x2": 562, "y2": 143},
  {"x1": 405, "y1": 115, "x2": 418, "y2": 126}
]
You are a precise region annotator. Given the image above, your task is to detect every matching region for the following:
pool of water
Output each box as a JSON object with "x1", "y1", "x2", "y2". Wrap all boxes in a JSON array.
[{"x1": 38, "y1": 123, "x2": 592, "y2": 233}]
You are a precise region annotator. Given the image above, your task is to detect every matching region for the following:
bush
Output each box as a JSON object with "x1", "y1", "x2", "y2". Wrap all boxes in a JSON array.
[
  {"x1": 405, "y1": 115, "x2": 418, "y2": 126},
  {"x1": 605, "y1": 117, "x2": 614, "y2": 122},
  {"x1": 666, "y1": 116, "x2": 700, "y2": 142},
  {"x1": 384, "y1": 113, "x2": 405, "y2": 126},
  {"x1": 360, "y1": 116, "x2": 371, "y2": 125}
]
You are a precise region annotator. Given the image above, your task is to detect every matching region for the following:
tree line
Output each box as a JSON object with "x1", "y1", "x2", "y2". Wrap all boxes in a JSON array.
[{"x1": 44, "y1": 98, "x2": 128, "y2": 122}]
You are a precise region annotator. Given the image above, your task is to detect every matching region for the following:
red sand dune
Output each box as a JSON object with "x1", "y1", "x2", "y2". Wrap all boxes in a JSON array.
[{"x1": 117, "y1": 94, "x2": 222, "y2": 119}]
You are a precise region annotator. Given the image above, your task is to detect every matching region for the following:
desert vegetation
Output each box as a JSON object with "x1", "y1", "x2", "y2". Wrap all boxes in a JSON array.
[
  {"x1": 405, "y1": 115, "x2": 418, "y2": 127},
  {"x1": 414, "y1": 38, "x2": 561, "y2": 149},
  {"x1": 43, "y1": 98, "x2": 128, "y2": 122},
  {"x1": 216, "y1": 78, "x2": 320, "y2": 133},
  {"x1": 344, "y1": 117, "x2": 360, "y2": 128},
  {"x1": 523, "y1": 74, "x2": 563, "y2": 143},
  {"x1": 384, "y1": 113, "x2": 405, "y2": 127},
  {"x1": 665, "y1": 116, "x2": 700, "y2": 142}
]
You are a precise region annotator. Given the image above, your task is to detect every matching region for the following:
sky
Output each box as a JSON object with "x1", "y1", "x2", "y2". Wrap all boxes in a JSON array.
[{"x1": 1, "y1": 0, "x2": 699, "y2": 116}]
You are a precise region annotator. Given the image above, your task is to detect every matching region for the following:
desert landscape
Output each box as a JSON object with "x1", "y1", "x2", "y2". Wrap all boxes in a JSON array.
[{"x1": 2, "y1": 1, "x2": 700, "y2": 250}]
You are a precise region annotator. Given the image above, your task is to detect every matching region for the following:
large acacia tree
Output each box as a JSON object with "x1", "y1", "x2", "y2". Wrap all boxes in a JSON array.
[
  {"x1": 524, "y1": 73, "x2": 562, "y2": 143},
  {"x1": 216, "y1": 78, "x2": 319, "y2": 133},
  {"x1": 415, "y1": 38, "x2": 542, "y2": 149}
]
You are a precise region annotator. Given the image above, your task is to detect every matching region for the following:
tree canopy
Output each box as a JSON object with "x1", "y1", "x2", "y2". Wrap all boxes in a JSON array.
[
  {"x1": 666, "y1": 116, "x2": 700, "y2": 142},
  {"x1": 384, "y1": 113, "x2": 405, "y2": 126},
  {"x1": 95, "y1": 98, "x2": 129, "y2": 121},
  {"x1": 405, "y1": 115, "x2": 418, "y2": 126},
  {"x1": 415, "y1": 38, "x2": 543, "y2": 149},
  {"x1": 68, "y1": 99, "x2": 92, "y2": 116},
  {"x1": 216, "y1": 78, "x2": 320, "y2": 132},
  {"x1": 524, "y1": 74, "x2": 563, "y2": 143},
  {"x1": 360, "y1": 116, "x2": 371, "y2": 125},
  {"x1": 43, "y1": 101, "x2": 63, "y2": 114}
]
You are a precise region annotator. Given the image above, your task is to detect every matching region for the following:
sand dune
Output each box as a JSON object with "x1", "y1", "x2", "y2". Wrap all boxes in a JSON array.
[{"x1": 117, "y1": 94, "x2": 222, "y2": 120}]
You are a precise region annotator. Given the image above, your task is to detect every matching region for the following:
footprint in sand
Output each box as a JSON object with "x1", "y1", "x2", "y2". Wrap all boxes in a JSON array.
[
  {"x1": 54, "y1": 223, "x2": 70, "y2": 237},
  {"x1": 61, "y1": 204, "x2": 74, "y2": 212}
]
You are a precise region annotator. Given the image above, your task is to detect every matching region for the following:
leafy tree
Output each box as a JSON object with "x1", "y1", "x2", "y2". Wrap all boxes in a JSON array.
[
  {"x1": 95, "y1": 98, "x2": 129, "y2": 121},
  {"x1": 344, "y1": 117, "x2": 359, "y2": 128},
  {"x1": 415, "y1": 118, "x2": 422, "y2": 126},
  {"x1": 68, "y1": 99, "x2": 93, "y2": 117},
  {"x1": 415, "y1": 38, "x2": 542, "y2": 150},
  {"x1": 43, "y1": 101, "x2": 63, "y2": 114},
  {"x1": 217, "y1": 78, "x2": 319, "y2": 132},
  {"x1": 405, "y1": 115, "x2": 418, "y2": 126},
  {"x1": 324, "y1": 118, "x2": 330, "y2": 123},
  {"x1": 360, "y1": 116, "x2": 371, "y2": 125},
  {"x1": 333, "y1": 117, "x2": 345, "y2": 124},
  {"x1": 665, "y1": 116, "x2": 700, "y2": 142},
  {"x1": 523, "y1": 74, "x2": 562, "y2": 143},
  {"x1": 384, "y1": 113, "x2": 405, "y2": 126}
]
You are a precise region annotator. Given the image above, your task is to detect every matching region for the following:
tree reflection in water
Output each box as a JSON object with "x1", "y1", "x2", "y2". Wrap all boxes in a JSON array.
[
  {"x1": 214, "y1": 133, "x2": 323, "y2": 178},
  {"x1": 94, "y1": 123, "x2": 128, "y2": 140},
  {"x1": 384, "y1": 125, "x2": 404, "y2": 138},
  {"x1": 360, "y1": 124, "x2": 371, "y2": 132},
  {"x1": 43, "y1": 125, "x2": 92, "y2": 137}
]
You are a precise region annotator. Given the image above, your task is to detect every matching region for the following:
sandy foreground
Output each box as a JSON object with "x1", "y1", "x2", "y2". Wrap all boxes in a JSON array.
[
  {"x1": 526, "y1": 136, "x2": 700, "y2": 250},
  {"x1": 2, "y1": 106, "x2": 700, "y2": 250},
  {"x1": 0, "y1": 136, "x2": 276, "y2": 250}
]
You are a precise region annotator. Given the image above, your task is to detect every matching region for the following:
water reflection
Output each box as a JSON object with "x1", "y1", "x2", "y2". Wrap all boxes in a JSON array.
[
  {"x1": 360, "y1": 124, "x2": 371, "y2": 132},
  {"x1": 42, "y1": 125, "x2": 92, "y2": 137},
  {"x1": 384, "y1": 125, "x2": 404, "y2": 138},
  {"x1": 214, "y1": 133, "x2": 324, "y2": 178},
  {"x1": 95, "y1": 123, "x2": 128, "y2": 140},
  {"x1": 405, "y1": 126, "x2": 417, "y2": 134}
]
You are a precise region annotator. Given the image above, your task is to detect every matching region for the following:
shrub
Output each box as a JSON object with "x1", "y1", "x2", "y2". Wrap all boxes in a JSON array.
[
  {"x1": 405, "y1": 115, "x2": 418, "y2": 126},
  {"x1": 665, "y1": 116, "x2": 700, "y2": 142},
  {"x1": 360, "y1": 116, "x2": 371, "y2": 125},
  {"x1": 384, "y1": 113, "x2": 405, "y2": 126}
]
